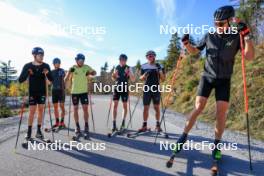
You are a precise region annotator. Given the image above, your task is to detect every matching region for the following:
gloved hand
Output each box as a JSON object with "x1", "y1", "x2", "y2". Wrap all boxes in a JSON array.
[
  {"x1": 181, "y1": 34, "x2": 189, "y2": 45},
  {"x1": 43, "y1": 68, "x2": 49, "y2": 75},
  {"x1": 28, "y1": 68, "x2": 34, "y2": 76},
  {"x1": 70, "y1": 67, "x2": 75, "y2": 73},
  {"x1": 86, "y1": 70, "x2": 96, "y2": 76},
  {"x1": 125, "y1": 67, "x2": 130, "y2": 77},
  {"x1": 156, "y1": 64, "x2": 161, "y2": 71},
  {"x1": 237, "y1": 22, "x2": 250, "y2": 37}
]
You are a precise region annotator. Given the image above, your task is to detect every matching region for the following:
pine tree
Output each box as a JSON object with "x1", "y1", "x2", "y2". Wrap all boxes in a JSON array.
[{"x1": 165, "y1": 33, "x2": 182, "y2": 71}]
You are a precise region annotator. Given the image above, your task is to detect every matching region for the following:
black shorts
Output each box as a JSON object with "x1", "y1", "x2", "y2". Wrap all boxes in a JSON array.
[
  {"x1": 197, "y1": 76, "x2": 231, "y2": 102},
  {"x1": 29, "y1": 95, "x2": 46, "y2": 106},
  {"x1": 72, "y1": 93, "x2": 89, "y2": 106},
  {"x1": 143, "y1": 92, "x2": 161, "y2": 106},
  {"x1": 113, "y1": 90, "x2": 129, "y2": 102},
  {"x1": 52, "y1": 89, "x2": 65, "y2": 104}
]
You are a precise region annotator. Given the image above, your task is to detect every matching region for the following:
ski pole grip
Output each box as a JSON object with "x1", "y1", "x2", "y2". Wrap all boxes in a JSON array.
[{"x1": 239, "y1": 34, "x2": 249, "y2": 113}]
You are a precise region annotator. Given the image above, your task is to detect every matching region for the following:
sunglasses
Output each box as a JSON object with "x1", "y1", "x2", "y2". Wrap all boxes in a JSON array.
[
  {"x1": 214, "y1": 20, "x2": 227, "y2": 27},
  {"x1": 146, "y1": 54, "x2": 155, "y2": 58}
]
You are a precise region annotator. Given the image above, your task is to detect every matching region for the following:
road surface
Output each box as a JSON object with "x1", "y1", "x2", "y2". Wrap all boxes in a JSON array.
[{"x1": 0, "y1": 95, "x2": 263, "y2": 176}]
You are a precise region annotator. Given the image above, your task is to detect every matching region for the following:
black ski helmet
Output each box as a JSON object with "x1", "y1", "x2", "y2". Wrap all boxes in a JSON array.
[
  {"x1": 119, "y1": 54, "x2": 128, "y2": 61},
  {"x1": 53, "y1": 58, "x2": 61, "y2": 64},
  {"x1": 75, "y1": 53, "x2": 85, "y2": 61},
  {"x1": 146, "y1": 50, "x2": 156, "y2": 57},
  {"x1": 32, "y1": 47, "x2": 44, "y2": 55},
  {"x1": 214, "y1": 6, "x2": 235, "y2": 21}
]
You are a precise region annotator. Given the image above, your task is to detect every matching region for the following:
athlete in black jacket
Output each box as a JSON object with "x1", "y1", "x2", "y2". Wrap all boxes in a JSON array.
[{"x1": 18, "y1": 47, "x2": 53, "y2": 141}]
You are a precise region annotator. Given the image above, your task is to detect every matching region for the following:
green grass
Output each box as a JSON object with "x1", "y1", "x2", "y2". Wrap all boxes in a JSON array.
[{"x1": 163, "y1": 44, "x2": 264, "y2": 140}]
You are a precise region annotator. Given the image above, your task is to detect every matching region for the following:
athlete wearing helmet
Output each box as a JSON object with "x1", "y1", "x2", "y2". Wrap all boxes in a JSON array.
[
  {"x1": 64, "y1": 53, "x2": 96, "y2": 138},
  {"x1": 18, "y1": 47, "x2": 53, "y2": 142},
  {"x1": 138, "y1": 50, "x2": 166, "y2": 133},
  {"x1": 173, "y1": 6, "x2": 254, "y2": 160},
  {"x1": 50, "y1": 58, "x2": 66, "y2": 129},
  {"x1": 111, "y1": 54, "x2": 135, "y2": 132}
]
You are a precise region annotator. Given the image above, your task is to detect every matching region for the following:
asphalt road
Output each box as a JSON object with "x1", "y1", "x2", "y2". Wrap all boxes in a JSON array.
[{"x1": 0, "y1": 95, "x2": 263, "y2": 176}]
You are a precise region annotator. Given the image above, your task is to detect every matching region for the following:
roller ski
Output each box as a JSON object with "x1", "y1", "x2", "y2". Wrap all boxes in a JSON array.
[
  {"x1": 21, "y1": 135, "x2": 33, "y2": 149},
  {"x1": 35, "y1": 130, "x2": 52, "y2": 143},
  {"x1": 154, "y1": 125, "x2": 169, "y2": 139},
  {"x1": 211, "y1": 148, "x2": 222, "y2": 176},
  {"x1": 127, "y1": 126, "x2": 151, "y2": 138},
  {"x1": 107, "y1": 127, "x2": 119, "y2": 138},
  {"x1": 44, "y1": 122, "x2": 59, "y2": 133},
  {"x1": 45, "y1": 122, "x2": 66, "y2": 133},
  {"x1": 166, "y1": 133, "x2": 187, "y2": 168},
  {"x1": 83, "y1": 126, "x2": 90, "y2": 140},
  {"x1": 72, "y1": 129, "x2": 82, "y2": 141},
  {"x1": 117, "y1": 124, "x2": 127, "y2": 135}
]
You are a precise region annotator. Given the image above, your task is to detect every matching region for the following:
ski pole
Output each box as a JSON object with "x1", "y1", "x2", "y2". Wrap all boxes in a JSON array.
[
  {"x1": 88, "y1": 93, "x2": 95, "y2": 132},
  {"x1": 127, "y1": 95, "x2": 133, "y2": 128},
  {"x1": 45, "y1": 76, "x2": 55, "y2": 142},
  {"x1": 106, "y1": 97, "x2": 112, "y2": 127},
  {"x1": 154, "y1": 53, "x2": 184, "y2": 144},
  {"x1": 126, "y1": 94, "x2": 141, "y2": 129},
  {"x1": 239, "y1": 33, "x2": 253, "y2": 171},
  {"x1": 41, "y1": 101, "x2": 47, "y2": 130},
  {"x1": 154, "y1": 96, "x2": 168, "y2": 144},
  {"x1": 67, "y1": 95, "x2": 71, "y2": 136},
  {"x1": 14, "y1": 96, "x2": 27, "y2": 151},
  {"x1": 160, "y1": 96, "x2": 167, "y2": 133}
]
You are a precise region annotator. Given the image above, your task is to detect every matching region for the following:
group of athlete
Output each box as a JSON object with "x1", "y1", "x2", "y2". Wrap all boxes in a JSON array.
[{"x1": 18, "y1": 5, "x2": 255, "y2": 170}]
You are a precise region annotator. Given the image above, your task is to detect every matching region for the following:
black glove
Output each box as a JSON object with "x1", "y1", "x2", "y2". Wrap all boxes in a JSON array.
[
  {"x1": 181, "y1": 34, "x2": 189, "y2": 45},
  {"x1": 157, "y1": 64, "x2": 162, "y2": 70},
  {"x1": 28, "y1": 68, "x2": 34, "y2": 76},
  {"x1": 70, "y1": 67, "x2": 75, "y2": 73},
  {"x1": 237, "y1": 22, "x2": 250, "y2": 37},
  {"x1": 86, "y1": 71, "x2": 90, "y2": 76},
  {"x1": 42, "y1": 68, "x2": 49, "y2": 75},
  {"x1": 145, "y1": 70, "x2": 151, "y2": 77}
]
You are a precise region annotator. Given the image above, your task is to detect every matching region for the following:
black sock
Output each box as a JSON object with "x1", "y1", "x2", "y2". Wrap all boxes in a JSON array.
[
  {"x1": 76, "y1": 122, "x2": 80, "y2": 130},
  {"x1": 214, "y1": 139, "x2": 221, "y2": 150},
  {"x1": 84, "y1": 122, "x2": 89, "y2": 131},
  {"x1": 37, "y1": 124, "x2": 41, "y2": 132},
  {"x1": 156, "y1": 121, "x2": 160, "y2": 127},
  {"x1": 122, "y1": 119, "x2": 125, "y2": 126},
  {"x1": 143, "y1": 121, "x2": 147, "y2": 127},
  {"x1": 56, "y1": 118, "x2": 59, "y2": 124},
  {"x1": 60, "y1": 118, "x2": 64, "y2": 123},
  {"x1": 27, "y1": 126, "x2": 32, "y2": 137},
  {"x1": 113, "y1": 121, "x2": 116, "y2": 129},
  {"x1": 177, "y1": 132, "x2": 188, "y2": 144}
]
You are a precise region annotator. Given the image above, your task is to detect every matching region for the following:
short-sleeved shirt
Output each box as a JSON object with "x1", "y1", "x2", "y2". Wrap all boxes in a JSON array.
[
  {"x1": 71, "y1": 65, "x2": 94, "y2": 94},
  {"x1": 51, "y1": 68, "x2": 65, "y2": 90},
  {"x1": 196, "y1": 32, "x2": 241, "y2": 79},
  {"x1": 115, "y1": 65, "x2": 130, "y2": 85},
  {"x1": 140, "y1": 63, "x2": 165, "y2": 86}
]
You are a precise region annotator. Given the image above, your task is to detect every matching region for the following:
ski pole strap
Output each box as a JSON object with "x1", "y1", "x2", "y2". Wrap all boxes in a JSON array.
[{"x1": 239, "y1": 34, "x2": 249, "y2": 113}]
